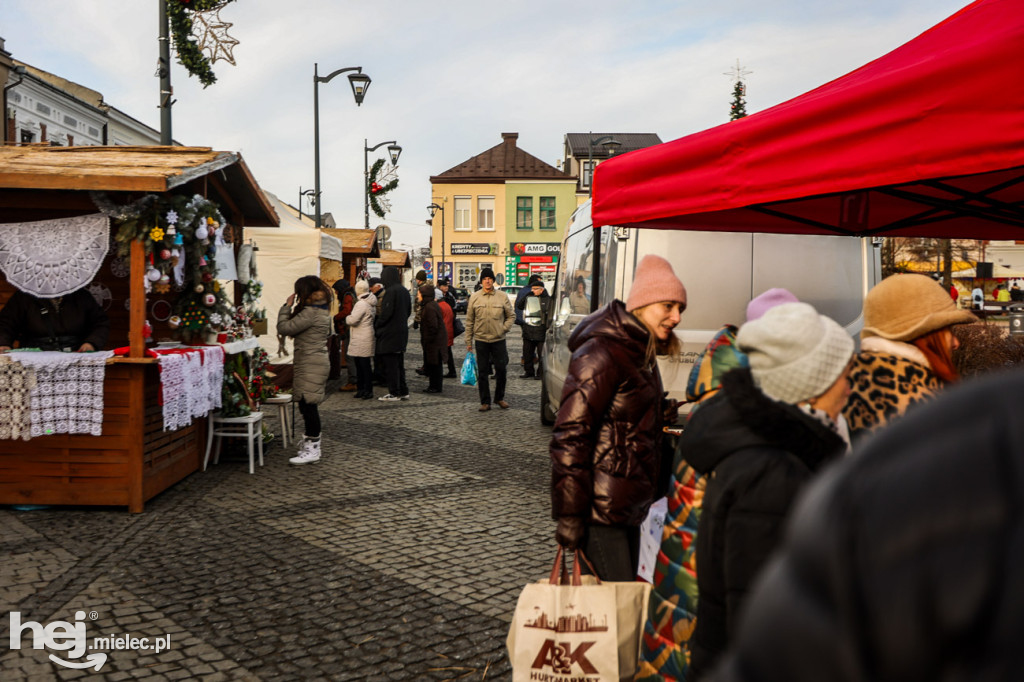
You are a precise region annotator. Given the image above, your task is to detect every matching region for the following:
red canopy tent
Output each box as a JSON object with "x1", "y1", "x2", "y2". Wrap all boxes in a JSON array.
[{"x1": 592, "y1": 0, "x2": 1024, "y2": 239}]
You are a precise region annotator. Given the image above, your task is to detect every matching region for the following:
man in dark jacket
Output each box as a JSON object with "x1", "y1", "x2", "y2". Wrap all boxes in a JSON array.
[
  {"x1": 515, "y1": 279, "x2": 551, "y2": 378},
  {"x1": 707, "y1": 367, "x2": 1024, "y2": 682},
  {"x1": 0, "y1": 288, "x2": 110, "y2": 352},
  {"x1": 513, "y1": 274, "x2": 542, "y2": 326},
  {"x1": 374, "y1": 266, "x2": 411, "y2": 401}
]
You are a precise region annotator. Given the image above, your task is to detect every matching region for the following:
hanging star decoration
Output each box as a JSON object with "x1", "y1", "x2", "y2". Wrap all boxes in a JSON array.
[
  {"x1": 368, "y1": 159, "x2": 399, "y2": 218},
  {"x1": 167, "y1": 0, "x2": 239, "y2": 87},
  {"x1": 193, "y1": 7, "x2": 239, "y2": 65}
]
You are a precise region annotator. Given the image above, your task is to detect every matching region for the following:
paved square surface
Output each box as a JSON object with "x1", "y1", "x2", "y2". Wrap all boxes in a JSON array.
[{"x1": 1, "y1": 331, "x2": 557, "y2": 680}]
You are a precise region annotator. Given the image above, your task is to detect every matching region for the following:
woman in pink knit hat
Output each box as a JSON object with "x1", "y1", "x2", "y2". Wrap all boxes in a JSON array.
[{"x1": 550, "y1": 254, "x2": 687, "y2": 580}]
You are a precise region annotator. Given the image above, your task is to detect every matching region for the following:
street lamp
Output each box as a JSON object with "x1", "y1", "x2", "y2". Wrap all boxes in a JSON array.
[
  {"x1": 298, "y1": 188, "x2": 316, "y2": 222},
  {"x1": 586, "y1": 132, "x2": 621, "y2": 197},
  {"x1": 313, "y1": 63, "x2": 371, "y2": 228},
  {"x1": 428, "y1": 203, "x2": 445, "y2": 284},
  {"x1": 364, "y1": 139, "x2": 402, "y2": 228}
]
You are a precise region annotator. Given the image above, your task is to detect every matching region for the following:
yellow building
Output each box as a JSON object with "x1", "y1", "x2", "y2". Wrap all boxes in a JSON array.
[{"x1": 429, "y1": 132, "x2": 577, "y2": 289}]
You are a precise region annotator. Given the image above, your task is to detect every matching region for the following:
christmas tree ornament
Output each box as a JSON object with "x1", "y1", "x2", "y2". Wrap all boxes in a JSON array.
[
  {"x1": 195, "y1": 284, "x2": 205, "y2": 294},
  {"x1": 158, "y1": 274, "x2": 171, "y2": 286},
  {"x1": 146, "y1": 268, "x2": 163, "y2": 282},
  {"x1": 168, "y1": 315, "x2": 182, "y2": 330},
  {"x1": 196, "y1": 226, "x2": 209, "y2": 240},
  {"x1": 204, "y1": 293, "x2": 217, "y2": 306},
  {"x1": 159, "y1": 249, "x2": 172, "y2": 260},
  {"x1": 202, "y1": 272, "x2": 213, "y2": 282}
]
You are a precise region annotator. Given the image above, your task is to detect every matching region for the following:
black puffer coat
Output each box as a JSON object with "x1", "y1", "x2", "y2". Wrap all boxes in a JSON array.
[
  {"x1": 419, "y1": 286, "x2": 447, "y2": 365},
  {"x1": 684, "y1": 368, "x2": 844, "y2": 679},
  {"x1": 374, "y1": 266, "x2": 410, "y2": 354},
  {"x1": 550, "y1": 300, "x2": 667, "y2": 527},
  {"x1": 708, "y1": 368, "x2": 1024, "y2": 682}
]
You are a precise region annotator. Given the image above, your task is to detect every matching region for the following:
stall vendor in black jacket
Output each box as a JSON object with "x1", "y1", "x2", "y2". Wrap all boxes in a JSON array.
[{"x1": 0, "y1": 288, "x2": 110, "y2": 352}]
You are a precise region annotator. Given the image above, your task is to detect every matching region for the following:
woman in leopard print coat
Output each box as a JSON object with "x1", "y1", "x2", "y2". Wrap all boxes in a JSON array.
[{"x1": 843, "y1": 274, "x2": 976, "y2": 440}]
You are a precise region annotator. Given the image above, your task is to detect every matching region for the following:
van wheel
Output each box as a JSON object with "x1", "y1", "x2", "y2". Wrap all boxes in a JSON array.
[{"x1": 540, "y1": 375, "x2": 556, "y2": 426}]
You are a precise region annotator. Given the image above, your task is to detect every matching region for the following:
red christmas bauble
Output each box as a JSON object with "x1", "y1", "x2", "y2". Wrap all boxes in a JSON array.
[{"x1": 371, "y1": 182, "x2": 382, "y2": 194}]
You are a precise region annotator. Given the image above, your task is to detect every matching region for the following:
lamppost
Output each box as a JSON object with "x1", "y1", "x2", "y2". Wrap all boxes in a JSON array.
[
  {"x1": 313, "y1": 63, "x2": 371, "y2": 228},
  {"x1": 298, "y1": 188, "x2": 316, "y2": 222},
  {"x1": 586, "y1": 132, "x2": 621, "y2": 197},
  {"x1": 364, "y1": 139, "x2": 402, "y2": 228},
  {"x1": 428, "y1": 203, "x2": 446, "y2": 284}
]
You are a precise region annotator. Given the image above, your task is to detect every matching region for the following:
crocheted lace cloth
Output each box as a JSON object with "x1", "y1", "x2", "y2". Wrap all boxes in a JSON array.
[
  {"x1": 0, "y1": 214, "x2": 110, "y2": 298},
  {"x1": 0, "y1": 356, "x2": 36, "y2": 441},
  {"x1": 13, "y1": 350, "x2": 114, "y2": 437},
  {"x1": 158, "y1": 347, "x2": 224, "y2": 431}
]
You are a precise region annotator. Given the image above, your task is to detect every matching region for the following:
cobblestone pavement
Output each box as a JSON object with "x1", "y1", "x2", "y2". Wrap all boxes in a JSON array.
[{"x1": 1, "y1": 331, "x2": 556, "y2": 681}]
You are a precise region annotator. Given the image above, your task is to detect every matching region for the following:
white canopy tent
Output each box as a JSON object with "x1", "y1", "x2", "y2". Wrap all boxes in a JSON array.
[{"x1": 243, "y1": 191, "x2": 343, "y2": 363}]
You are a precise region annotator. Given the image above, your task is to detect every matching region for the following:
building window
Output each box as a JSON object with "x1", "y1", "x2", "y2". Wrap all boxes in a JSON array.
[
  {"x1": 35, "y1": 102, "x2": 51, "y2": 116},
  {"x1": 517, "y1": 197, "x2": 533, "y2": 230},
  {"x1": 477, "y1": 196, "x2": 495, "y2": 231},
  {"x1": 20, "y1": 130, "x2": 34, "y2": 144},
  {"x1": 581, "y1": 160, "x2": 595, "y2": 189},
  {"x1": 539, "y1": 197, "x2": 556, "y2": 230},
  {"x1": 454, "y1": 196, "x2": 471, "y2": 231}
]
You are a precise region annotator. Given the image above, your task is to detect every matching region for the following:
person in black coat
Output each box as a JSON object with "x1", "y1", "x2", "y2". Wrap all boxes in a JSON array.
[
  {"x1": 438, "y1": 278, "x2": 458, "y2": 377},
  {"x1": 418, "y1": 284, "x2": 447, "y2": 393},
  {"x1": 373, "y1": 266, "x2": 411, "y2": 401},
  {"x1": 707, "y1": 367, "x2": 1024, "y2": 682},
  {"x1": 515, "y1": 279, "x2": 551, "y2": 378},
  {"x1": 0, "y1": 288, "x2": 110, "y2": 352},
  {"x1": 684, "y1": 302, "x2": 854, "y2": 679}
]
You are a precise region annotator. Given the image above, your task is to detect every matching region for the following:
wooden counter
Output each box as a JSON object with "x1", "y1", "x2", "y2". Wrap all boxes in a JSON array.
[{"x1": 0, "y1": 362, "x2": 205, "y2": 513}]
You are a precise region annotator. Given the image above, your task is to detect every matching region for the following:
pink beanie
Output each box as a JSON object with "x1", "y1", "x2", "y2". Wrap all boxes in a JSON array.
[
  {"x1": 746, "y1": 288, "x2": 799, "y2": 322},
  {"x1": 626, "y1": 255, "x2": 687, "y2": 312}
]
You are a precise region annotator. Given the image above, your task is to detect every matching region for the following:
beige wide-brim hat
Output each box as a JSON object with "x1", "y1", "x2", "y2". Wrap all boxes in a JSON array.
[{"x1": 862, "y1": 274, "x2": 978, "y2": 342}]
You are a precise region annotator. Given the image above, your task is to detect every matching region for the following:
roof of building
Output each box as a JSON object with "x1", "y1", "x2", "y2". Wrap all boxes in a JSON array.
[
  {"x1": 0, "y1": 144, "x2": 278, "y2": 226},
  {"x1": 320, "y1": 228, "x2": 380, "y2": 255},
  {"x1": 430, "y1": 132, "x2": 574, "y2": 184},
  {"x1": 564, "y1": 133, "x2": 663, "y2": 159},
  {"x1": 379, "y1": 249, "x2": 412, "y2": 267}
]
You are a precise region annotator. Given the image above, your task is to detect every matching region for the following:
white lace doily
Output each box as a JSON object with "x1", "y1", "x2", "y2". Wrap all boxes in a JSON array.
[
  {"x1": 13, "y1": 350, "x2": 114, "y2": 437},
  {"x1": 0, "y1": 214, "x2": 110, "y2": 298},
  {"x1": 158, "y1": 347, "x2": 224, "y2": 431}
]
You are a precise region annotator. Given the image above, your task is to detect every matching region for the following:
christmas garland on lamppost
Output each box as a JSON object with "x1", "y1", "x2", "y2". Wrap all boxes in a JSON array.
[
  {"x1": 168, "y1": 0, "x2": 238, "y2": 87},
  {"x1": 367, "y1": 158, "x2": 399, "y2": 219}
]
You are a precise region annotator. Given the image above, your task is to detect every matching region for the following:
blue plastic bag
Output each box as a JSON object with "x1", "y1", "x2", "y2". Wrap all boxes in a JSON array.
[{"x1": 460, "y1": 351, "x2": 477, "y2": 386}]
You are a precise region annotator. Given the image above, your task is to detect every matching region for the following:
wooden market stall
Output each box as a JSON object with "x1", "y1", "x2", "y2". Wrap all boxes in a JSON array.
[{"x1": 0, "y1": 145, "x2": 278, "y2": 512}]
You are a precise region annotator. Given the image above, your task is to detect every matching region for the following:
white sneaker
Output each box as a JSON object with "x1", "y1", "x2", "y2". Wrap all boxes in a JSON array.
[
  {"x1": 289, "y1": 438, "x2": 321, "y2": 464},
  {"x1": 378, "y1": 394, "x2": 402, "y2": 402},
  {"x1": 399, "y1": 394, "x2": 410, "y2": 400}
]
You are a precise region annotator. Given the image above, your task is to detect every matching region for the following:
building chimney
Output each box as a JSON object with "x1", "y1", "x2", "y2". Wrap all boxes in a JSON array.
[{"x1": 501, "y1": 132, "x2": 518, "y2": 147}]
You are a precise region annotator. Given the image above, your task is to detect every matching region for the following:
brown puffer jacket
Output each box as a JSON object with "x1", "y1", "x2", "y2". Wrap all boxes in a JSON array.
[{"x1": 550, "y1": 299, "x2": 666, "y2": 527}]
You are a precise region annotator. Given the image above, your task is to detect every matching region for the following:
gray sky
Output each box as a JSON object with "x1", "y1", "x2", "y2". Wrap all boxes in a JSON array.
[{"x1": 4, "y1": 0, "x2": 967, "y2": 248}]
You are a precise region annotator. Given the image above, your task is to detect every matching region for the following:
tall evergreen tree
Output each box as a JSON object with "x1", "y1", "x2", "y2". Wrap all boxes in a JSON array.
[{"x1": 730, "y1": 80, "x2": 748, "y2": 120}]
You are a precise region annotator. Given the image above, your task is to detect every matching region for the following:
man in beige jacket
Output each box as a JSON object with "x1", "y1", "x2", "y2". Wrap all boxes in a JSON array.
[{"x1": 465, "y1": 268, "x2": 515, "y2": 411}]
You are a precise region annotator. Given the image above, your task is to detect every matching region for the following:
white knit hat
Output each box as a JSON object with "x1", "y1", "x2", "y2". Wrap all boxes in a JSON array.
[{"x1": 737, "y1": 302, "x2": 854, "y2": 405}]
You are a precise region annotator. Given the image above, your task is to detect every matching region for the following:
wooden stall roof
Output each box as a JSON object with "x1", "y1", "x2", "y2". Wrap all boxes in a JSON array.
[
  {"x1": 0, "y1": 145, "x2": 278, "y2": 226},
  {"x1": 320, "y1": 228, "x2": 380, "y2": 256},
  {"x1": 379, "y1": 249, "x2": 411, "y2": 268}
]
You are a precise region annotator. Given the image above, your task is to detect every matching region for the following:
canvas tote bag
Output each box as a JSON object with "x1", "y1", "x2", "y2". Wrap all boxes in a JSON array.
[{"x1": 507, "y1": 547, "x2": 651, "y2": 682}]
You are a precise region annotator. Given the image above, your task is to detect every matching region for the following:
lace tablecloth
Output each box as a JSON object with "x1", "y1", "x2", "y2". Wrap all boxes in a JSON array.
[
  {"x1": 157, "y1": 346, "x2": 224, "y2": 431},
  {"x1": 0, "y1": 356, "x2": 36, "y2": 441},
  {"x1": 10, "y1": 351, "x2": 115, "y2": 437}
]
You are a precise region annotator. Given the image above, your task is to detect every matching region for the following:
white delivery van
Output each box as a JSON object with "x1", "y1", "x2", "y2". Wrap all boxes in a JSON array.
[{"x1": 540, "y1": 200, "x2": 882, "y2": 424}]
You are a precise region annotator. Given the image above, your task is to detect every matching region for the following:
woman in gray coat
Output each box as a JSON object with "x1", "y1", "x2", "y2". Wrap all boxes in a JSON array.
[{"x1": 277, "y1": 275, "x2": 333, "y2": 464}]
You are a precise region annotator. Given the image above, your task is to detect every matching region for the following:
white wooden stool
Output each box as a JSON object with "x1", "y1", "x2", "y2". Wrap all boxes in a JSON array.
[
  {"x1": 204, "y1": 412, "x2": 264, "y2": 474},
  {"x1": 261, "y1": 394, "x2": 293, "y2": 448}
]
